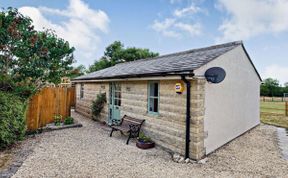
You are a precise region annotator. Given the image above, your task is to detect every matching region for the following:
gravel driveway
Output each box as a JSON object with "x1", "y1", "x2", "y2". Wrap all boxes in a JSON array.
[{"x1": 13, "y1": 111, "x2": 288, "y2": 178}]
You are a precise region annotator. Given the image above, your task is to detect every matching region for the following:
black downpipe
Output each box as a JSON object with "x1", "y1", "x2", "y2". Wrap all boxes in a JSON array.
[{"x1": 181, "y1": 75, "x2": 192, "y2": 159}]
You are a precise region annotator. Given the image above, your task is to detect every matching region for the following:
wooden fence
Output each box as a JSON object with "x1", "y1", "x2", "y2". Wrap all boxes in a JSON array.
[
  {"x1": 261, "y1": 96, "x2": 288, "y2": 102},
  {"x1": 260, "y1": 100, "x2": 288, "y2": 116},
  {"x1": 26, "y1": 87, "x2": 76, "y2": 131}
]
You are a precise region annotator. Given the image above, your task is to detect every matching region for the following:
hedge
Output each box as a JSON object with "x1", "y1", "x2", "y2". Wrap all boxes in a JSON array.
[{"x1": 0, "y1": 91, "x2": 26, "y2": 149}]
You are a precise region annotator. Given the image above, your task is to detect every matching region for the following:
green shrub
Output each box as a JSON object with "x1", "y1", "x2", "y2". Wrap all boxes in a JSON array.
[
  {"x1": 91, "y1": 93, "x2": 107, "y2": 120},
  {"x1": 0, "y1": 75, "x2": 36, "y2": 100},
  {"x1": 137, "y1": 132, "x2": 152, "y2": 143},
  {"x1": 64, "y1": 116, "x2": 74, "y2": 125},
  {"x1": 0, "y1": 75, "x2": 14, "y2": 92},
  {"x1": 0, "y1": 91, "x2": 26, "y2": 149}
]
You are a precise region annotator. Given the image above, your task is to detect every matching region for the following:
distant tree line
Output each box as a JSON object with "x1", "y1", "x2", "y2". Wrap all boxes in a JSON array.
[
  {"x1": 88, "y1": 41, "x2": 159, "y2": 72},
  {"x1": 261, "y1": 78, "x2": 288, "y2": 97}
]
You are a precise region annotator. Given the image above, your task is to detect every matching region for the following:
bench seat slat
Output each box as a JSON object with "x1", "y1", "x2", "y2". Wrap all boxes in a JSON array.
[
  {"x1": 122, "y1": 120, "x2": 142, "y2": 125},
  {"x1": 122, "y1": 116, "x2": 144, "y2": 124},
  {"x1": 111, "y1": 125, "x2": 130, "y2": 132}
]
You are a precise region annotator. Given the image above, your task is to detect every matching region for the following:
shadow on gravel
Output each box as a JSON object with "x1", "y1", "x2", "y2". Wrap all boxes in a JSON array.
[{"x1": 0, "y1": 136, "x2": 39, "y2": 178}]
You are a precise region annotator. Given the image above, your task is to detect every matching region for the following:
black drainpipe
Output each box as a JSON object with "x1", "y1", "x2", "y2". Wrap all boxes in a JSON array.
[{"x1": 181, "y1": 74, "x2": 194, "y2": 159}]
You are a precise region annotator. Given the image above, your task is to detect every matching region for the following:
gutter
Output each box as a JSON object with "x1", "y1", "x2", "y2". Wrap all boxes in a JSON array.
[
  {"x1": 72, "y1": 76, "x2": 190, "y2": 83},
  {"x1": 72, "y1": 70, "x2": 194, "y2": 82},
  {"x1": 181, "y1": 73, "x2": 194, "y2": 159}
]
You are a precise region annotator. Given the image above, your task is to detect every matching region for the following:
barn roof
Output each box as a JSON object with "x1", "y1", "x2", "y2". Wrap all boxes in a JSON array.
[{"x1": 74, "y1": 41, "x2": 259, "y2": 80}]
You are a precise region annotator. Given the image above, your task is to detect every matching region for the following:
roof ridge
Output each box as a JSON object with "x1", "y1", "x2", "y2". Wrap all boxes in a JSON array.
[{"x1": 115, "y1": 41, "x2": 242, "y2": 66}]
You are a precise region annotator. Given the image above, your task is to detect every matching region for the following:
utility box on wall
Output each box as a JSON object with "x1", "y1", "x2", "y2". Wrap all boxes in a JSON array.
[{"x1": 175, "y1": 82, "x2": 184, "y2": 94}]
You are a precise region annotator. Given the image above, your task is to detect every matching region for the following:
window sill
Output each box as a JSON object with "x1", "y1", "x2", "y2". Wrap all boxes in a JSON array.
[{"x1": 147, "y1": 112, "x2": 160, "y2": 117}]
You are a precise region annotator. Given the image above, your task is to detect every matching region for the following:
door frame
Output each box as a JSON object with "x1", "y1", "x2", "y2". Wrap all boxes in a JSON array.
[{"x1": 108, "y1": 82, "x2": 121, "y2": 124}]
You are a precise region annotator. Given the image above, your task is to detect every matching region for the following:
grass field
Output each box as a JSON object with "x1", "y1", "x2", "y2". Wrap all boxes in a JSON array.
[
  {"x1": 260, "y1": 101, "x2": 288, "y2": 128},
  {"x1": 260, "y1": 101, "x2": 286, "y2": 115}
]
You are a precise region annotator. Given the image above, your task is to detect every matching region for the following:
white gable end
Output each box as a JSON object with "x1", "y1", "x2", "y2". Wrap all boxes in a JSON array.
[{"x1": 194, "y1": 45, "x2": 261, "y2": 154}]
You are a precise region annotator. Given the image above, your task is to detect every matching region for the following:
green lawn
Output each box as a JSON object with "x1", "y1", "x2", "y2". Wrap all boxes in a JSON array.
[
  {"x1": 260, "y1": 101, "x2": 285, "y2": 115},
  {"x1": 260, "y1": 101, "x2": 288, "y2": 128}
]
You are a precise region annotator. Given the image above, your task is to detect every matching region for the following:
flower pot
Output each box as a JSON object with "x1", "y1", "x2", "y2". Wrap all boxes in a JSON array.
[{"x1": 136, "y1": 140, "x2": 155, "y2": 149}]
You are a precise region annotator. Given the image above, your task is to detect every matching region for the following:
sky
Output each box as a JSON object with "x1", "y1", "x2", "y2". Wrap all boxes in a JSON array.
[{"x1": 2, "y1": 0, "x2": 288, "y2": 84}]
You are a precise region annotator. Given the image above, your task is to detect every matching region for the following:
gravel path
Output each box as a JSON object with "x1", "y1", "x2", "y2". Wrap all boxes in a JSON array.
[
  {"x1": 13, "y1": 112, "x2": 288, "y2": 178},
  {"x1": 0, "y1": 135, "x2": 40, "y2": 178}
]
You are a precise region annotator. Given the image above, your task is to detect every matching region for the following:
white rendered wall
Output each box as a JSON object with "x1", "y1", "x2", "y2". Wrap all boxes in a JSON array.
[{"x1": 194, "y1": 45, "x2": 261, "y2": 154}]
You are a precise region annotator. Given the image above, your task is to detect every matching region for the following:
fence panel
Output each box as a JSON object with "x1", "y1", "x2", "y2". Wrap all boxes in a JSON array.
[
  {"x1": 26, "y1": 87, "x2": 76, "y2": 131},
  {"x1": 260, "y1": 101, "x2": 288, "y2": 116},
  {"x1": 260, "y1": 96, "x2": 288, "y2": 102}
]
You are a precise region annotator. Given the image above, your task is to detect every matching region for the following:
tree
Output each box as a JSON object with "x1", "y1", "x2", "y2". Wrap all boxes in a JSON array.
[
  {"x1": 88, "y1": 41, "x2": 158, "y2": 72},
  {"x1": 0, "y1": 8, "x2": 75, "y2": 97},
  {"x1": 260, "y1": 78, "x2": 281, "y2": 97},
  {"x1": 88, "y1": 56, "x2": 111, "y2": 72},
  {"x1": 67, "y1": 65, "x2": 87, "y2": 79}
]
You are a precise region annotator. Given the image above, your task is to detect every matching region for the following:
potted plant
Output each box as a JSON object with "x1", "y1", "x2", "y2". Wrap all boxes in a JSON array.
[
  {"x1": 136, "y1": 132, "x2": 155, "y2": 149},
  {"x1": 54, "y1": 114, "x2": 62, "y2": 126}
]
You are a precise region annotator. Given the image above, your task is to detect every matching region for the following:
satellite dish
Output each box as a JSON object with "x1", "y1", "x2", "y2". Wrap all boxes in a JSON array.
[{"x1": 204, "y1": 67, "x2": 226, "y2": 84}]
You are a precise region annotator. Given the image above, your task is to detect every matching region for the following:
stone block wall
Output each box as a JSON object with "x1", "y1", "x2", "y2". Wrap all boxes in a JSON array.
[
  {"x1": 190, "y1": 78, "x2": 206, "y2": 160},
  {"x1": 75, "y1": 82, "x2": 109, "y2": 122},
  {"x1": 74, "y1": 78, "x2": 206, "y2": 160},
  {"x1": 120, "y1": 80, "x2": 186, "y2": 154}
]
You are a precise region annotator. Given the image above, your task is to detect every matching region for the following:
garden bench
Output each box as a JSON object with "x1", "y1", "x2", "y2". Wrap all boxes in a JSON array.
[{"x1": 109, "y1": 115, "x2": 145, "y2": 144}]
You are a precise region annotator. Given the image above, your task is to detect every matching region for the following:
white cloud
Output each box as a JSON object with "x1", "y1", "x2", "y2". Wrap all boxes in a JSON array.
[
  {"x1": 262, "y1": 65, "x2": 288, "y2": 85},
  {"x1": 19, "y1": 0, "x2": 109, "y2": 66},
  {"x1": 151, "y1": 4, "x2": 204, "y2": 38},
  {"x1": 152, "y1": 18, "x2": 202, "y2": 38},
  {"x1": 216, "y1": 0, "x2": 288, "y2": 42},
  {"x1": 174, "y1": 22, "x2": 202, "y2": 36},
  {"x1": 152, "y1": 18, "x2": 175, "y2": 32},
  {"x1": 174, "y1": 5, "x2": 202, "y2": 17},
  {"x1": 152, "y1": 18, "x2": 181, "y2": 38}
]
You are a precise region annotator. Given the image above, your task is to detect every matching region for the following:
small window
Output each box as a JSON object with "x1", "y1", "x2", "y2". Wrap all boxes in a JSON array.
[
  {"x1": 114, "y1": 83, "x2": 121, "y2": 106},
  {"x1": 148, "y1": 81, "x2": 159, "y2": 114},
  {"x1": 80, "y1": 83, "x2": 84, "y2": 99}
]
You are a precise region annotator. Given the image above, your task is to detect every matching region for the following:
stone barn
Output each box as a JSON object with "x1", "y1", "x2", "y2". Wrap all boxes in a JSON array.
[{"x1": 72, "y1": 41, "x2": 261, "y2": 160}]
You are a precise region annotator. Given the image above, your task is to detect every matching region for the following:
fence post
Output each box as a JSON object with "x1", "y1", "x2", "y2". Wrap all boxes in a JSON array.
[{"x1": 286, "y1": 102, "x2": 288, "y2": 117}]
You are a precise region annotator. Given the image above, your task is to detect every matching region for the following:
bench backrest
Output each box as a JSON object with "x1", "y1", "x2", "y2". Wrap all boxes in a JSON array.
[{"x1": 122, "y1": 115, "x2": 145, "y2": 126}]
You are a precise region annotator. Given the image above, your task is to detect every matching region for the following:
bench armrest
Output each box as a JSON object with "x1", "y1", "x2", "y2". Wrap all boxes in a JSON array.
[
  {"x1": 111, "y1": 119, "x2": 122, "y2": 126},
  {"x1": 128, "y1": 124, "x2": 141, "y2": 137}
]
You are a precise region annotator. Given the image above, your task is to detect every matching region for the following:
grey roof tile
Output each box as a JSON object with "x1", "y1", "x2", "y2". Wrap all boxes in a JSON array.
[{"x1": 75, "y1": 41, "x2": 242, "y2": 80}]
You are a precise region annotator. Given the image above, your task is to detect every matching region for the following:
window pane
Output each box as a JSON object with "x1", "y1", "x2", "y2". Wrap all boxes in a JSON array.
[
  {"x1": 114, "y1": 99, "x2": 121, "y2": 106},
  {"x1": 109, "y1": 85, "x2": 112, "y2": 104},
  {"x1": 80, "y1": 84, "x2": 84, "y2": 98},
  {"x1": 148, "y1": 82, "x2": 159, "y2": 113},
  {"x1": 154, "y1": 83, "x2": 159, "y2": 97},
  {"x1": 149, "y1": 97, "x2": 158, "y2": 112},
  {"x1": 149, "y1": 83, "x2": 158, "y2": 97},
  {"x1": 109, "y1": 94, "x2": 112, "y2": 104},
  {"x1": 149, "y1": 83, "x2": 154, "y2": 97},
  {"x1": 149, "y1": 98, "x2": 154, "y2": 112},
  {"x1": 153, "y1": 98, "x2": 158, "y2": 112}
]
